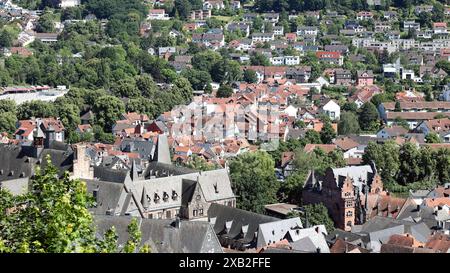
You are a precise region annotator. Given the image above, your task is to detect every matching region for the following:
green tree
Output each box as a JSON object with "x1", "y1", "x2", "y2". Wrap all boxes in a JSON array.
[
  {"x1": 123, "y1": 218, "x2": 144, "y2": 253},
  {"x1": 181, "y1": 69, "x2": 212, "y2": 90},
  {"x1": 17, "y1": 101, "x2": 56, "y2": 120},
  {"x1": 36, "y1": 12, "x2": 55, "y2": 33},
  {"x1": 320, "y1": 120, "x2": 336, "y2": 144},
  {"x1": 363, "y1": 141, "x2": 400, "y2": 183},
  {"x1": 304, "y1": 130, "x2": 322, "y2": 144},
  {"x1": 171, "y1": 77, "x2": 194, "y2": 103},
  {"x1": 184, "y1": 155, "x2": 216, "y2": 171},
  {"x1": 252, "y1": 16, "x2": 263, "y2": 32},
  {"x1": 216, "y1": 84, "x2": 233, "y2": 98},
  {"x1": 111, "y1": 78, "x2": 140, "y2": 98},
  {"x1": 0, "y1": 158, "x2": 148, "y2": 253},
  {"x1": 358, "y1": 102, "x2": 379, "y2": 131},
  {"x1": 301, "y1": 204, "x2": 335, "y2": 232},
  {"x1": 425, "y1": 133, "x2": 442, "y2": 143},
  {"x1": 174, "y1": 0, "x2": 192, "y2": 20},
  {"x1": 338, "y1": 111, "x2": 360, "y2": 135},
  {"x1": 250, "y1": 52, "x2": 270, "y2": 66},
  {"x1": 398, "y1": 142, "x2": 422, "y2": 185},
  {"x1": 279, "y1": 171, "x2": 306, "y2": 204},
  {"x1": 136, "y1": 74, "x2": 158, "y2": 98},
  {"x1": 435, "y1": 148, "x2": 450, "y2": 184},
  {"x1": 0, "y1": 29, "x2": 14, "y2": 47},
  {"x1": 243, "y1": 69, "x2": 258, "y2": 83},
  {"x1": 0, "y1": 112, "x2": 17, "y2": 134},
  {"x1": 192, "y1": 50, "x2": 221, "y2": 72},
  {"x1": 56, "y1": 103, "x2": 81, "y2": 133},
  {"x1": 211, "y1": 59, "x2": 242, "y2": 83},
  {"x1": 229, "y1": 151, "x2": 279, "y2": 213},
  {"x1": 0, "y1": 99, "x2": 17, "y2": 114},
  {"x1": 93, "y1": 95, "x2": 126, "y2": 132}
]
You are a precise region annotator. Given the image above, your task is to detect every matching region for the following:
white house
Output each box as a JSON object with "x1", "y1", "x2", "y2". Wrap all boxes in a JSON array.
[
  {"x1": 252, "y1": 33, "x2": 275, "y2": 43},
  {"x1": 343, "y1": 145, "x2": 366, "y2": 159},
  {"x1": 284, "y1": 105, "x2": 298, "y2": 117},
  {"x1": 273, "y1": 26, "x2": 284, "y2": 36},
  {"x1": 148, "y1": 9, "x2": 169, "y2": 20},
  {"x1": 284, "y1": 56, "x2": 300, "y2": 66},
  {"x1": 403, "y1": 21, "x2": 420, "y2": 31},
  {"x1": 270, "y1": 57, "x2": 284, "y2": 66},
  {"x1": 203, "y1": 1, "x2": 225, "y2": 10},
  {"x1": 296, "y1": 26, "x2": 318, "y2": 36},
  {"x1": 59, "y1": 0, "x2": 80, "y2": 8},
  {"x1": 320, "y1": 99, "x2": 341, "y2": 121}
]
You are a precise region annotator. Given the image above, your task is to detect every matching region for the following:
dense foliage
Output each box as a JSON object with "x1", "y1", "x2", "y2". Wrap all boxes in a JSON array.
[
  {"x1": 0, "y1": 157, "x2": 149, "y2": 253},
  {"x1": 229, "y1": 151, "x2": 279, "y2": 213},
  {"x1": 363, "y1": 141, "x2": 450, "y2": 193}
]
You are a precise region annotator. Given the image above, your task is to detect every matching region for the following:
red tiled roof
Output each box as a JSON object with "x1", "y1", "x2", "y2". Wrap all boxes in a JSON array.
[
  {"x1": 316, "y1": 51, "x2": 341, "y2": 59},
  {"x1": 425, "y1": 234, "x2": 450, "y2": 253},
  {"x1": 304, "y1": 144, "x2": 337, "y2": 153}
]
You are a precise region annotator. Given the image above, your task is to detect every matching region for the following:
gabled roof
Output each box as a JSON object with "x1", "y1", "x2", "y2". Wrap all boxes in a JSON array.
[
  {"x1": 208, "y1": 203, "x2": 278, "y2": 244},
  {"x1": 94, "y1": 216, "x2": 223, "y2": 253}
]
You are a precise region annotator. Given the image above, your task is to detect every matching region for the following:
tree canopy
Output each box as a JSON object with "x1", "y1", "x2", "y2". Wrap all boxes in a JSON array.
[
  {"x1": 229, "y1": 151, "x2": 279, "y2": 213},
  {"x1": 0, "y1": 157, "x2": 149, "y2": 253}
]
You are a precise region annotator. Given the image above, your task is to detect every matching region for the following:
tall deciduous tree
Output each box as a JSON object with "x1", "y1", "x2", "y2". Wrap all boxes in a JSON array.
[
  {"x1": 93, "y1": 95, "x2": 126, "y2": 132},
  {"x1": 301, "y1": 204, "x2": 335, "y2": 232},
  {"x1": 358, "y1": 102, "x2": 379, "y2": 132},
  {"x1": 216, "y1": 84, "x2": 233, "y2": 98},
  {"x1": 0, "y1": 158, "x2": 149, "y2": 253},
  {"x1": 0, "y1": 112, "x2": 17, "y2": 134},
  {"x1": 338, "y1": 111, "x2": 360, "y2": 135},
  {"x1": 229, "y1": 151, "x2": 279, "y2": 213},
  {"x1": 320, "y1": 120, "x2": 336, "y2": 144}
]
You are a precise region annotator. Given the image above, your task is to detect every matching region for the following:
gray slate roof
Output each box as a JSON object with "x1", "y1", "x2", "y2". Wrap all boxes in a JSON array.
[
  {"x1": 208, "y1": 203, "x2": 279, "y2": 245},
  {"x1": 93, "y1": 215, "x2": 223, "y2": 253}
]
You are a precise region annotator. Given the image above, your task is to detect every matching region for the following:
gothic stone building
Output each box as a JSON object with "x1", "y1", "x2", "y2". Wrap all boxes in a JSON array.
[
  {"x1": 85, "y1": 164, "x2": 236, "y2": 221},
  {"x1": 302, "y1": 164, "x2": 386, "y2": 231}
]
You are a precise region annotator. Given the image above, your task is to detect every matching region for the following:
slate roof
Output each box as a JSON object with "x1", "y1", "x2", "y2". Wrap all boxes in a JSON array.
[
  {"x1": 0, "y1": 143, "x2": 74, "y2": 183},
  {"x1": 139, "y1": 218, "x2": 222, "y2": 253},
  {"x1": 358, "y1": 216, "x2": 432, "y2": 244},
  {"x1": 93, "y1": 215, "x2": 223, "y2": 253},
  {"x1": 257, "y1": 217, "x2": 303, "y2": 248},
  {"x1": 208, "y1": 203, "x2": 278, "y2": 246},
  {"x1": 39, "y1": 148, "x2": 74, "y2": 176},
  {"x1": 0, "y1": 144, "x2": 35, "y2": 182},
  {"x1": 85, "y1": 179, "x2": 127, "y2": 216},
  {"x1": 94, "y1": 166, "x2": 129, "y2": 183},
  {"x1": 120, "y1": 139, "x2": 154, "y2": 161},
  {"x1": 396, "y1": 203, "x2": 439, "y2": 230},
  {"x1": 132, "y1": 169, "x2": 235, "y2": 213},
  {"x1": 145, "y1": 161, "x2": 196, "y2": 178},
  {"x1": 287, "y1": 225, "x2": 330, "y2": 253}
]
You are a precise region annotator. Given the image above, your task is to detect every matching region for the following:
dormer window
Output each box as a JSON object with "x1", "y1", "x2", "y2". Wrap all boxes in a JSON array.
[
  {"x1": 172, "y1": 190, "x2": 178, "y2": 201},
  {"x1": 163, "y1": 192, "x2": 169, "y2": 202},
  {"x1": 213, "y1": 183, "x2": 219, "y2": 193},
  {"x1": 154, "y1": 193, "x2": 160, "y2": 203}
]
